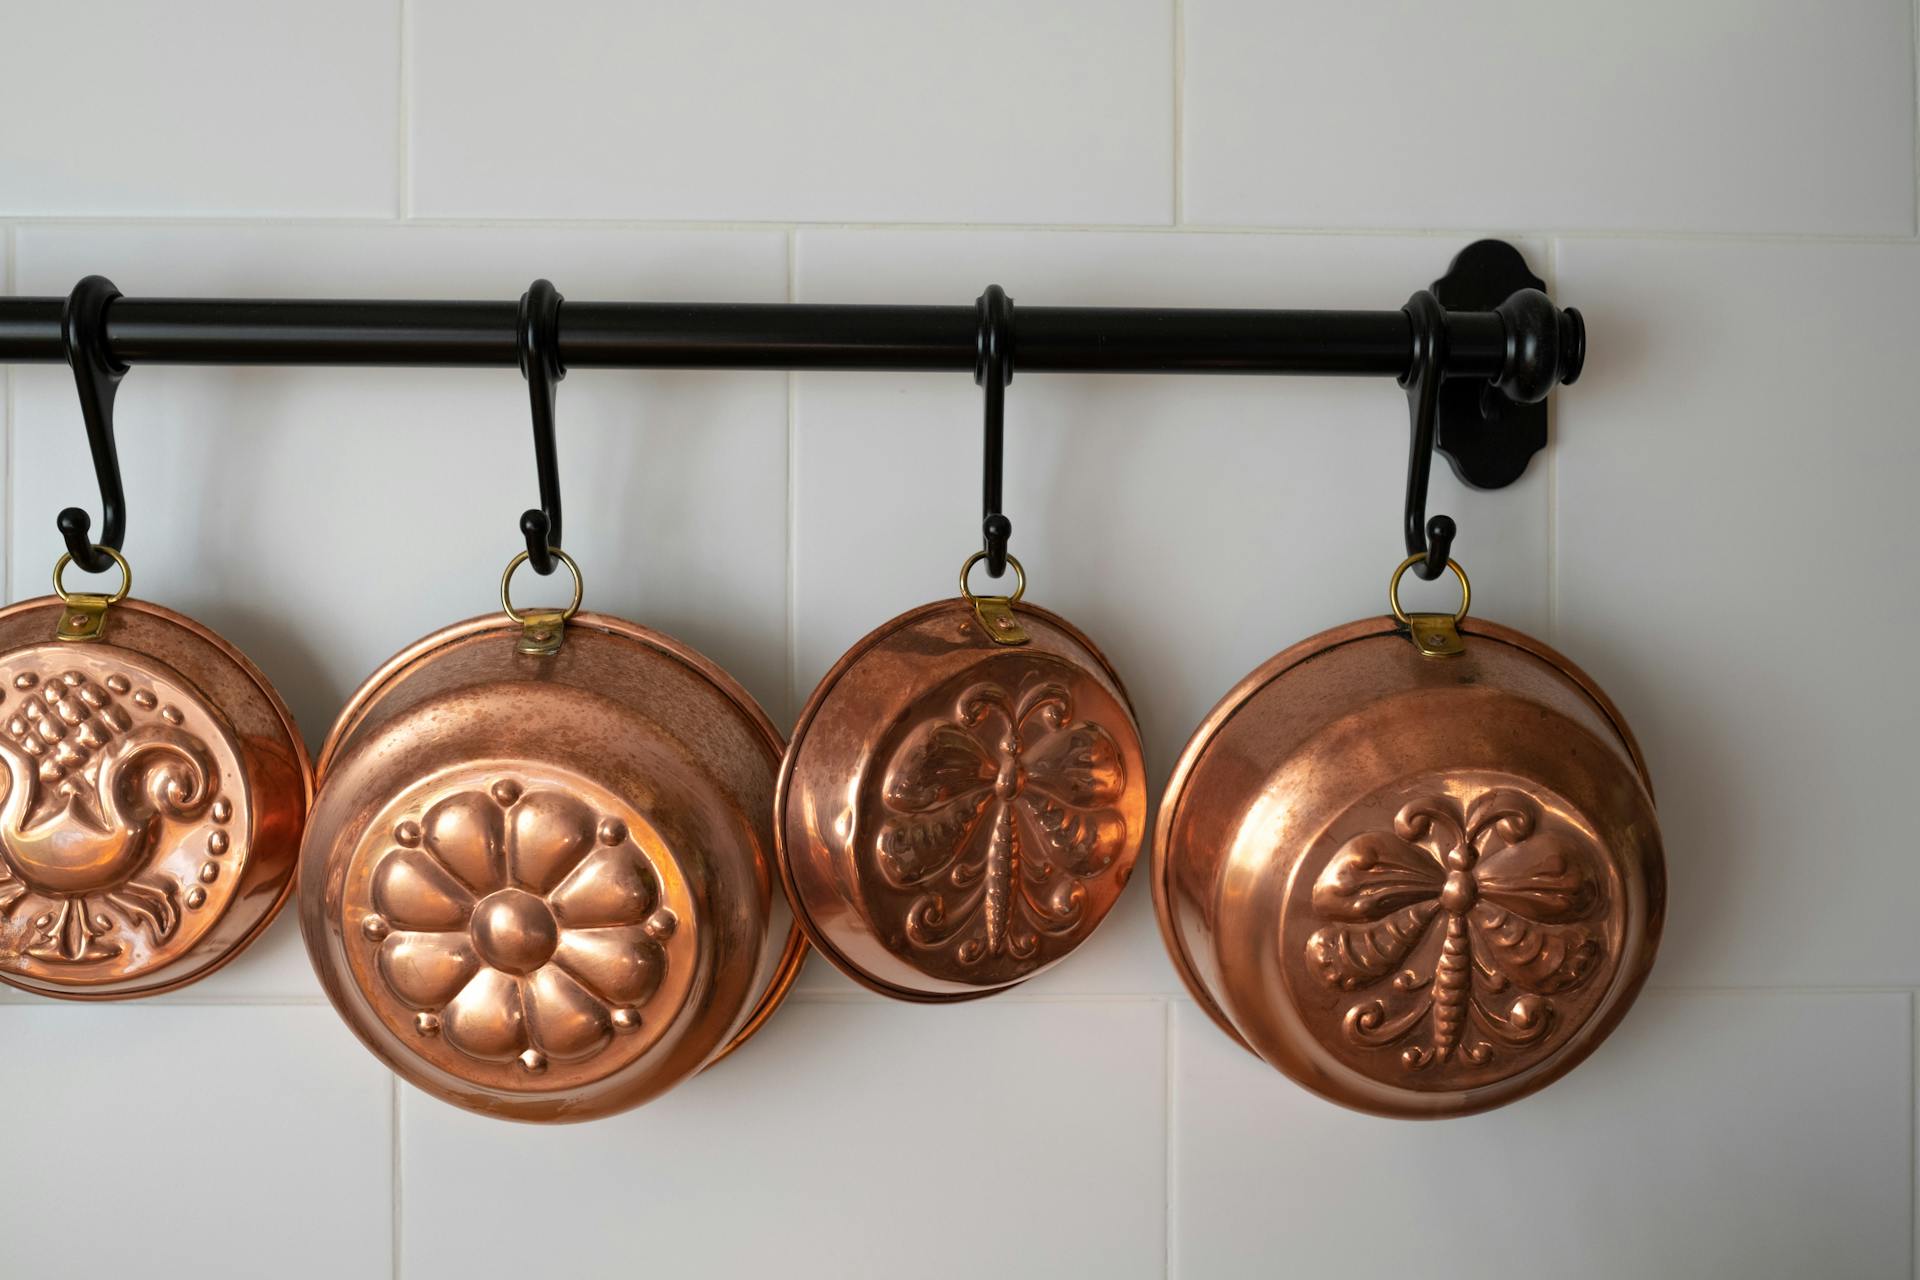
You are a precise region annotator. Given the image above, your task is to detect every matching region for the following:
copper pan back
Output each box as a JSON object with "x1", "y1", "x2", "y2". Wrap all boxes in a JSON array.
[
  {"x1": 1154, "y1": 613, "x2": 1664, "y2": 1118},
  {"x1": 777, "y1": 593, "x2": 1147, "y2": 1001},
  {"x1": 300, "y1": 610, "x2": 804, "y2": 1122},
  {"x1": 0, "y1": 594, "x2": 309, "y2": 999}
]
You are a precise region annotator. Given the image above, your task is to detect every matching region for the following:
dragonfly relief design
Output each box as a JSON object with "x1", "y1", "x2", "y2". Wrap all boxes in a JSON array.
[
  {"x1": 1304, "y1": 787, "x2": 1607, "y2": 1072},
  {"x1": 872, "y1": 675, "x2": 1130, "y2": 971}
]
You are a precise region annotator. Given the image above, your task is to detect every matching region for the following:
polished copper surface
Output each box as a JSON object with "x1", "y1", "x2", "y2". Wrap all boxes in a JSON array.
[
  {"x1": 778, "y1": 598, "x2": 1146, "y2": 1001},
  {"x1": 1154, "y1": 615, "x2": 1664, "y2": 1117},
  {"x1": 300, "y1": 611, "x2": 805, "y2": 1123},
  {"x1": 0, "y1": 596, "x2": 310, "y2": 998}
]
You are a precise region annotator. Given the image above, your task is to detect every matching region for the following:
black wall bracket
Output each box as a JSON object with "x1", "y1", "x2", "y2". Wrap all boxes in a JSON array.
[{"x1": 1430, "y1": 240, "x2": 1582, "y2": 490}]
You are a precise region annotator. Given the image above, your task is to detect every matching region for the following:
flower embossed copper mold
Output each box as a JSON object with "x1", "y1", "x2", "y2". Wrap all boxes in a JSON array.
[
  {"x1": 779, "y1": 596, "x2": 1145, "y2": 1001},
  {"x1": 0, "y1": 595, "x2": 309, "y2": 998},
  {"x1": 302, "y1": 610, "x2": 805, "y2": 1122},
  {"x1": 1155, "y1": 614, "x2": 1663, "y2": 1117},
  {"x1": 350, "y1": 775, "x2": 691, "y2": 1080}
]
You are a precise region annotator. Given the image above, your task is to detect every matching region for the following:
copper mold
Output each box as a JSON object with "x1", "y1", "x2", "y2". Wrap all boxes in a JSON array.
[
  {"x1": 778, "y1": 597, "x2": 1146, "y2": 1001},
  {"x1": 299, "y1": 611, "x2": 805, "y2": 1122},
  {"x1": 0, "y1": 596, "x2": 310, "y2": 998},
  {"x1": 1154, "y1": 615, "x2": 1664, "y2": 1117}
]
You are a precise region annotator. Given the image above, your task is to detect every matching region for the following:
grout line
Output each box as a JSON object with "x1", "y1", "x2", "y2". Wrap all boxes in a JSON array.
[
  {"x1": 391, "y1": 1076, "x2": 404, "y2": 1280},
  {"x1": 1171, "y1": 0, "x2": 1186, "y2": 226},
  {"x1": 0, "y1": 212, "x2": 1917, "y2": 245},
  {"x1": 397, "y1": 0, "x2": 413, "y2": 221},
  {"x1": 4, "y1": 982, "x2": 1919, "y2": 1008},
  {"x1": 1911, "y1": 0, "x2": 1919, "y2": 239},
  {"x1": 1163, "y1": 997, "x2": 1176, "y2": 1280},
  {"x1": 4, "y1": 223, "x2": 13, "y2": 607},
  {"x1": 1545, "y1": 236, "x2": 1561, "y2": 643},
  {"x1": 785, "y1": 229, "x2": 799, "y2": 724},
  {"x1": 1911, "y1": 990, "x2": 1917, "y2": 1280},
  {"x1": 779, "y1": 988, "x2": 1181, "y2": 1005},
  {"x1": 1640, "y1": 984, "x2": 1920, "y2": 997},
  {"x1": 0, "y1": 993, "x2": 334, "y2": 1008}
]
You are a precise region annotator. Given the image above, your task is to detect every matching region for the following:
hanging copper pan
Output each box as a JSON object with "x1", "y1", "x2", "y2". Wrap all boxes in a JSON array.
[
  {"x1": 1154, "y1": 557, "x2": 1664, "y2": 1117},
  {"x1": 299, "y1": 552, "x2": 805, "y2": 1122},
  {"x1": 0, "y1": 549, "x2": 310, "y2": 998},
  {"x1": 777, "y1": 554, "x2": 1147, "y2": 1001}
]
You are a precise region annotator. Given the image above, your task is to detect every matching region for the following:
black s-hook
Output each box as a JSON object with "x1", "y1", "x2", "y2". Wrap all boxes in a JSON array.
[
  {"x1": 517, "y1": 279, "x2": 566, "y2": 575},
  {"x1": 1400, "y1": 289, "x2": 1455, "y2": 581},
  {"x1": 976, "y1": 284, "x2": 1014, "y2": 578},
  {"x1": 59, "y1": 276, "x2": 129, "y2": 573}
]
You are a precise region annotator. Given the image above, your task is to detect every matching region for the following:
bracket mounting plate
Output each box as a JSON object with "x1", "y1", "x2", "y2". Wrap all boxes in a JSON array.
[{"x1": 1431, "y1": 239, "x2": 1548, "y2": 490}]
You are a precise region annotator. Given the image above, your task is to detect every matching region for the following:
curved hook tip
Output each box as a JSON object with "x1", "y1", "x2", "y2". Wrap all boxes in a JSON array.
[
  {"x1": 982, "y1": 513, "x2": 1013, "y2": 578},
  {"x1": 519, "y1": 509, "x2": 555, "y2": 575},
  {"x1": 56, "y1": 507, "x2": 114, "y2": 574},
  {"x1": 1416, "y1": 514, "x2": 1457, "y2": 580}
]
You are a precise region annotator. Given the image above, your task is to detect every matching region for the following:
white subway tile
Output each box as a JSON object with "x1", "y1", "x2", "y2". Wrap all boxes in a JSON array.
[
  {"x1": 0, "y1": 1004, "x2": 392, "y2": 1277},
  {"x1": 792, "y1": 229, "x2": 1551, "y2": 995},
  {"x1": 1556, "y1": 238, "x2": 1920, "y2": 987},
  {"x1": 1183, "y1": 0, "x2": 1915, "y2": 235},
  {"x1": 408, "y1": 0, "x2": 1173, "y2": 224},
  {"x1": 400, "y1": 997, "x2": 1167, "y2": 1279},
  {"x1": 8, "y1": 225, "x2": 790, "y2": 1000},
  {"x1": 1172, "y1": 992, "x2": 1911, "y2": 1278},
  {"x1": 0, "y1": 0, "x2": 400, "y2": 216}
]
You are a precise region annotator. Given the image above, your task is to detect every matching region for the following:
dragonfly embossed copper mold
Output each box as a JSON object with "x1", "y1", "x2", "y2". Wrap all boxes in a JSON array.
[
  {"x1": 1154, "y1": 557, "x2": 1664, "y2": 1117},
  {"x1": 778, "y1": 554, "x2": 1147, "y2": 1001},
  {"x1": 0, "y1": 550, "x2": 310, "y2": 997},
  {"x1": 300, "y1": 549, "x2": 805, "y2": 1123}
]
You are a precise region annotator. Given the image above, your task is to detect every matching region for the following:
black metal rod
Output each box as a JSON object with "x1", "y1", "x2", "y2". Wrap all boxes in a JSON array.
[{"x1": 0, "y1": 297, "x2": 1530, "y2": 380}]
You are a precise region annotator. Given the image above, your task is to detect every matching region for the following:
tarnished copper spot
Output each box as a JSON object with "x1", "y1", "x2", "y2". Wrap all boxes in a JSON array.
[
  {"x1": 1153, "y1": 615, "x2": 1664, "y2": 1118},
  {"x1": 0, "y1": 597, "x2": 309, "y2": 999},
  {"x1": 778, "y1": 597, "x2": 1146, "y2": 1001},
  {"x1": 300, "y1": 611, "x2": 805, "y2": 1123}
]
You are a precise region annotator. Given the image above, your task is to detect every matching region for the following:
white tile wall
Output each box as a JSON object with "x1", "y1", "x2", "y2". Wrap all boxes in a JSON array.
[
  {"x1": 1172, "y1": 993, "x2": 1913, "y2": 1278},
  {"x1": 1556, "y1": 239, "x2": 1920, "y2": 990},
  {"x1": 0, "y1": 1005, "x2": 393, "y2": 1278},
  {"x1": 400, "y1": 998, "x2": 1167, "y2": 1279},
  {"x1": 0, "y1": 0, "x2": 401, "y2": 216},
  {"x1": 1, "y1": 4, "x2": 1915, "y2": 1277},
  {"x1": 409, "y1": 0, "x2": 1175, "y2": 224},
  {"x1": 1183, "y1": 0, "x2": 1917, "y2": 234}
]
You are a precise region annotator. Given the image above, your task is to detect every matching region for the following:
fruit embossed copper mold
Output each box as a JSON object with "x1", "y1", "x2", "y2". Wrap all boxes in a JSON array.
[
  {"x1": 0, "y1": 550, "x2": 310, "y2": 998},
  {"x1": 1154, "y1": 558, "x2": 1664, "y2": 1117},
  {"x1": 778, "y1": 554, "x2": 1146, "y2": 1001},
  {"x1": 300, "y1": 552, "x2": 805, "y2": 1122}
]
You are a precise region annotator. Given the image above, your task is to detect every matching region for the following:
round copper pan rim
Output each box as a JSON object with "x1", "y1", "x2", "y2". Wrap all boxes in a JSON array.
[
  {"x1": 315, "y1": 609, "x2": 806, "y2": 1064},
  {"x1": 0, "y1": 594, "x2": 312, "y2": 1001},
  {"x1": 775, "y1": 595, "x2": 1140, "y2": 1003},
  {"x1": 1152, "y1": 613, "x2": 1657, "y2": 1074}
]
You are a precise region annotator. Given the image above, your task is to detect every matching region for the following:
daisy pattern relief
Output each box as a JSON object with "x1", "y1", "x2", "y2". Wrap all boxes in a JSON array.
[{"x1": 360, "y1": 779, "x2": 676, "y2": 1074}]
